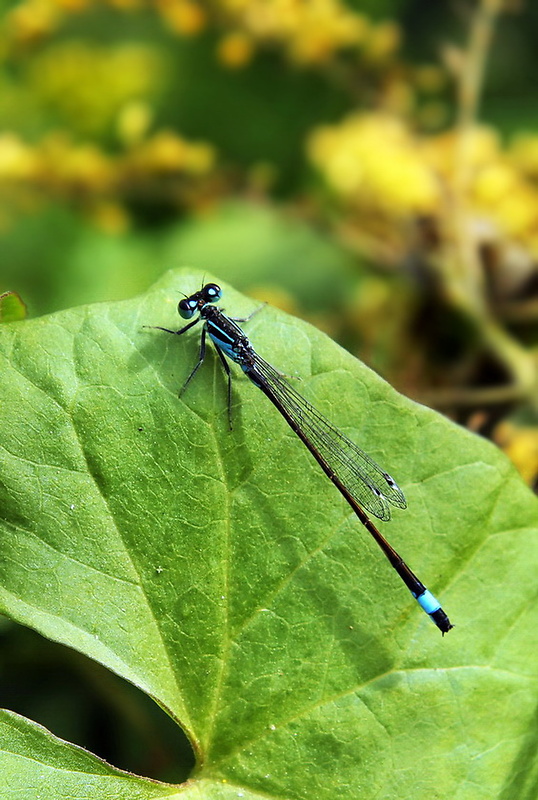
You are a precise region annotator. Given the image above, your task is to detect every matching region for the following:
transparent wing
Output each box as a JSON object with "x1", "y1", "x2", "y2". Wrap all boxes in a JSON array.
[{"x1": 252, "y1": 355, "x2": 406, "y2": 522}]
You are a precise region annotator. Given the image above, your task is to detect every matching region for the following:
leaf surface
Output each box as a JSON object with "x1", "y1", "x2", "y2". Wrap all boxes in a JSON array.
[{"x1": 1, "y1": 269, "x2": 537, "y2": 800}]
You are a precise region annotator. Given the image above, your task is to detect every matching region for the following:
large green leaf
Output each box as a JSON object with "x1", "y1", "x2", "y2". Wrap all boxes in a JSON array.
[{"x1": 1, "y1": 269, "x2": 537, "y2": 799}]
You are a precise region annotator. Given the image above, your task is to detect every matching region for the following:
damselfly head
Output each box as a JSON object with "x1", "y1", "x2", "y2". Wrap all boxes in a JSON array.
[
  {"x1": 178, "y1": 283, "x2": 223, "y2": 319},
  {"x1": 202, "y1": 283, "x2": 222, "y2": 303},
  {"x1": 178, "y1": 296, "x2": 199, "y2": 319}
]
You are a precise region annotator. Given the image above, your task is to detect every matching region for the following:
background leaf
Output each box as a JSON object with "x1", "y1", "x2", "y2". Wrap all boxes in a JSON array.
[
  {"x1": 0, "y1": 291, "x2": 27, "y2": 324},
  {"x1": 1, "y1": 269, "x2": 537, "y2": 799}
]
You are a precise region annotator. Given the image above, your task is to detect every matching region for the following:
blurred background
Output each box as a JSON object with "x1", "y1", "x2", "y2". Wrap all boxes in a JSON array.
[{"x1": 1, "y1": 0, "x2": 538, "y2": 783}]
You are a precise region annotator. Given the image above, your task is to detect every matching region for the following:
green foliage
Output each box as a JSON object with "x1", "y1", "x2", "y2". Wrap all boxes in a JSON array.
[
  {"x1": 161, "y1": 34, "x2": 349, "y2": 188},
  {"x1": 0, "y1": 202, "x2": 357, "y2": 316},
  {"x1": 1, "y1": 269, "x2": 537, "y2": 799},
  {"x1": 161, "y1": 201, "x2": 357, "y2": 308},
  {"x1": 0, "y1": 291, "x2": 26, "y2": 323}
]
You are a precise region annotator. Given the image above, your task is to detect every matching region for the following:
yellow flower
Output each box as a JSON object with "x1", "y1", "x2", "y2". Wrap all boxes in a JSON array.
[
  {"x1": 364, "y1": 20, "x2": 401, "y2": 62},
  {"x1": 117, "y1": 101, "x2": 153, "y2": 147},
  {"x1": 216, "y1": 0, "x2": 369, "y2": 64},
  {"x1": 0, "y1": 134, "x2": 40, "y2": 180},
  {"x1": 217, "y1": 31, "x2": 255, "y2": 68},
  {"x1": 130, "y1": 131, "x2": 215, "y2": 174},
  {"x1": 495, "y1": 422, "x2": 538, "y2": 487},
  {"x1": 89, "y1": 201, "x2": 131, "y2": 234},
  {"x1": 6, "y1": 0, "x2": 61, "y2": 42},
  {"x1": 28, "y1": 42, "x2": 162, "y2": 136},
  {"x1": 473, "y1": 163, "x2": 518, "y2": 205},
  {"x1": 156, "y1": 0, "x2": 207, "y2": 35},
  {"x1": 52, "y1": 142, "x2": 113, "y2": 191},
  {"x1": 309, "y1": 113, "x2": 439, "y2": 215},
  {"x1": 510, "y1": 133, "x2": 538, "y2": 178},
  {"x1": 494, "y1": 187, "x2": 538, "y2": 238}
]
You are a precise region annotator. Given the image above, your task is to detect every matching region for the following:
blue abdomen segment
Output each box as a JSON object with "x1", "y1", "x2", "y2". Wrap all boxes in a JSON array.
[
  {"x1": 409, "y1": 587, "x2": 452, "y2": 633},
  {"x1": 414, "y1": 588, "x2": 441, "y2": 615}
]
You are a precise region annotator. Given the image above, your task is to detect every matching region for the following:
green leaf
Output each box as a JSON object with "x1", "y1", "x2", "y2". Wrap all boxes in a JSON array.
[
  {"x1": 0, "y1": 710, "x2": 180, "y2": 799},
  {"x1": 1, "y1": 268, "x2": 537, "y2": 799},
  {"x1": 0, "y1": 291, "x2": 27, "y2": 323}
]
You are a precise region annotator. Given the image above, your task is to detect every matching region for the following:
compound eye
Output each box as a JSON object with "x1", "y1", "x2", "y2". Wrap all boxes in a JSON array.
[
  {"x1": 203, "y1": 283, "x2": 222, "y2": 302},
  {"x1": 178, "y1": 297, "x2": 197, "y2": 319}
]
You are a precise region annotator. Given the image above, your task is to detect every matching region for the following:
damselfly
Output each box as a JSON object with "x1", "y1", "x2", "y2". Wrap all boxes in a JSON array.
[{"x1": 150, "y1": 282, "x2": 453, "y2": 634}]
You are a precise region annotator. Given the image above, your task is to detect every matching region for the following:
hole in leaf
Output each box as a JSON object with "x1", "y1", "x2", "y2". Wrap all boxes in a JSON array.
[{"x1": 0, "y1": 619, "x2": 194, "y2": 784}]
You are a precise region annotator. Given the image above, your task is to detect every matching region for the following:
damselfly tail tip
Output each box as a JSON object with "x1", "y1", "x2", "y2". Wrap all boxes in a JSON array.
[{"x1": 432, "y1": 608, "x2": 454, "y2": 635}]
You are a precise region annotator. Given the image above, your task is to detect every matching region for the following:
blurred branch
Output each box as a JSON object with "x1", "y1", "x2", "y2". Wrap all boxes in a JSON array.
[
  {"x1": 417, "y1": 372, "x2": 538, "y2": 409},
  {"x1": 450, "y1": 0, "x2": 505, "y2": 306},
  {"x1": 435, "y1": 0, "x2": 538, "y2": 410},
  {"x1": 454, "y1": 0, "x2": 505, "y2": 202}
]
